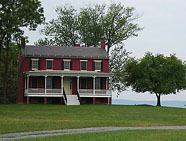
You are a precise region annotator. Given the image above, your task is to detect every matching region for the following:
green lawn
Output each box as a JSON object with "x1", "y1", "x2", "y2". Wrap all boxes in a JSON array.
[
  {"x1": 0, "y1": 104, "x2": 186, "y2": 134},
  {"x1": 21, "y1": 130, "x2": 186, "y2": 141}
]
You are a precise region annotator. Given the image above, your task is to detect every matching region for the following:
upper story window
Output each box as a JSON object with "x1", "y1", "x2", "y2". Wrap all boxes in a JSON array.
[
  {"x1": 62, "y1": 59, "x2": 72, "y2": 71},
  {"x1": 46, "y1": 59, "x2": 53, "y2": 70},
  {"x1": 93, "y1": 60, "x2": 102, "y2": 71},
  {"x1": 81, "y1": 60, "x2": 87, "y2": 71},
  {"x1": 30, "y1": 59, "x2": 40, "y2": 70}
]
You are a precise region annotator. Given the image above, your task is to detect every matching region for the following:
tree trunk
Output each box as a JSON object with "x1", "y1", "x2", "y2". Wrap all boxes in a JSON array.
[
  {"x1": 156, "y1": 93, "x2": 161, "y2": 106},
  {"x1": 3, "y1": 37, "x2": 10, "y2": 104}
]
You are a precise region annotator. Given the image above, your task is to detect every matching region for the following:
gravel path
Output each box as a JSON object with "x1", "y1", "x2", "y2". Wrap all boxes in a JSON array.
[{"x1": 1, "y1": 126, "x2": 186, "y2": 140}]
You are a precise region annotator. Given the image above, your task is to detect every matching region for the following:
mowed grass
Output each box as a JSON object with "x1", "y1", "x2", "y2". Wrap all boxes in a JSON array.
[
  {"x1": 21, "y1": 130, "x2": 186, "y2": 141},
  {"x1": 1, "y1": 104, "x2": 186, "y2": 133}
]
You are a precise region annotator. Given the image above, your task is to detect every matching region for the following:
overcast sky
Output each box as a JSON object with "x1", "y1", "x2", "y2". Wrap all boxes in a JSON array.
[{"x1": 24, "y1": 0, "x2": 186, "y2": 101}]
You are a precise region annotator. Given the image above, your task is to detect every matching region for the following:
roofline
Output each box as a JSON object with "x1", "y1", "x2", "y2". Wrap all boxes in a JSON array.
[{"x1": 22, "y1": 54, "x2": 109, "y2": 59}]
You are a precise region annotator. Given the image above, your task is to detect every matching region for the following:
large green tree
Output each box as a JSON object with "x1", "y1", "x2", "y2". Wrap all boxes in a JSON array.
[
  {"x1": 125, "y1": 53, "x2": 186, "y2": 106},
  {"x1": 36, "y1": 3, "x2": 141, "y2": 53},
  {"x1": 0, "y1": 0, "x2": 45, "y2": 103},
  {"x1": 37, "y1": 5, "x2": 78, "y2": 46}
]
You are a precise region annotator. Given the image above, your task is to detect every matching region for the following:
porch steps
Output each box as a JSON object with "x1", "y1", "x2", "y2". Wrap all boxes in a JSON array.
[{"x1": 66, "y1": 95, "x2": 80, "y2": 105}]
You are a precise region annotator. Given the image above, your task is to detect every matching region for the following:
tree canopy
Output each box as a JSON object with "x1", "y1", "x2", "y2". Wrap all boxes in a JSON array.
[
  {"x1": 36, "y1": 3, "x2": 142, "y2": 53},
  {"x1": 0, "y1": 0, "x2": 45, "y2": 103},
  {"x1": 109, "y1": 44, "x2": 131, "y2": 93},
  {"x1": 125, "y1": 53, "x2": 186, "y2": 106}
]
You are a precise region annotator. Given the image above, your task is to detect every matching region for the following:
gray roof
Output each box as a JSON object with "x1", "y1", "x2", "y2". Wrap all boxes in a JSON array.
[{"x1": 22, "y1": 45, "x2": 109, "y2": 59}]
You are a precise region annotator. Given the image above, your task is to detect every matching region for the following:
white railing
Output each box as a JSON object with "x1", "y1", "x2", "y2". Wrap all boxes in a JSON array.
[
  {"x1": 79, "y1": 89, "x2": 112, "y2": 97},
  {"x1": 25, "y1": 88, "x2": 62, "y2": 96}
]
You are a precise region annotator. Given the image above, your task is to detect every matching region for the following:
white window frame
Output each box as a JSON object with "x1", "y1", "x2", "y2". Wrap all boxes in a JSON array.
[
  {"x1": 31, "y1": 59, "x2": 39, "y2": 70},
  {"x1": 80, "y1": 60, "x2": 88, "y2": 71},
  {"x1": 63, "y1": 59, "x2": 71, "y2": 71},
  {"x1": 46, "y1": 59, "x2": 53, "y2": 70},
  {"x1": 94, "y1": 60, "x2": 102, "y2": 72}
]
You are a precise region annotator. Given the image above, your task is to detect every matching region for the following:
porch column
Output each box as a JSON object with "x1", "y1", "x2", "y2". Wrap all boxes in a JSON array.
[
  {"x1": 77, "y1": 76, "x2": 80, "y2": 93},
  {"x1": 93, "y1": 76, "x2": 96, "y2": 95},
  {"x1": 44, "y1": 97, "x2": 47, "y2": 104},
  {"x1": 27, "y1": 97, "x2": 29, "y2": 104},
  {"x1": 106, "y1": 77, "x2": 108, "y2": 90},
  {"x1": 25, "y1": 76, "x2": 27, "y2": 89},
  {"x1": 61, "y1": 76, "x2": 64, "y2": 95},
  {"x1": 27, "y1": 75, "x2": 29, "y2": 89},
  {"x1": 44, "y1": 75, "x2": 47, "y2": 95}
]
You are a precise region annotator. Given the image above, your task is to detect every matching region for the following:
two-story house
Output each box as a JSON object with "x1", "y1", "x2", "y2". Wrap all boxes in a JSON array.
[{"x1": 18, "y1": 41, "x2": 112, "y2": 105}]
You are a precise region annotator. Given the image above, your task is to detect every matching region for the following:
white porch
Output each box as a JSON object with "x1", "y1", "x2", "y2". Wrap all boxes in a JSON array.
[{"x1": 24, "y1": 70, "x2": 112, "y2": 99}]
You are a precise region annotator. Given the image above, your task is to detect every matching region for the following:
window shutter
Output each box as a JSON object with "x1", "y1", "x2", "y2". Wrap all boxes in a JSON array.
[
  {"x1": 92, "y1": 62, "x2": 95, "y2": 71},
  {"x1": 38, "y1": 60, "x2": 41, "y2": 70},
  {"x1": 29, "y1": 60, "x2": 32, "y2": 70},
  {"x1": 70, "y1": 61, "x2": 72, "y2": 70},
  {"x1": 101, "y1": 62, "x2": 103, "y2": 71},
  {"x1": 52, "y1": 77, "x2": 55, "y2": 88},
  {"x1": 61, "y1": 61, "x2": 64, "y2": 70},
  {"x1": 100, "y1": 78, "x2": 103, "y2": 89}
]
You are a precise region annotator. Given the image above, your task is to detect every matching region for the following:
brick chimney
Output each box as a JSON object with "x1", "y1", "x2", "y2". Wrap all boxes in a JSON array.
[
  {"x1": 75, "y1": 44, "x2": 80, "y2": 47},
  {"x1": 21, "y1": 38, "x2": 25, "y2": 48},
  {"x1": 101, "y1": 41, "x2": 105, "y2": 50}
]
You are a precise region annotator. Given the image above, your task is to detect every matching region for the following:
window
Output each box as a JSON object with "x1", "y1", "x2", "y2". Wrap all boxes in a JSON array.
[
  {"x1": 64, "y1": 61, "x2": 70, "y2": 70},
  {"x1": 95, "y1": 78, "x2": 101, "y2": 89},
  {"x1": 80, "y1": 78, "x2": 87, "y2": 89},
  {"x1": 30, "y1": 59, "x2": 40, "y2": 70},
  {"x1": 46, "y1": 60, "x2": 53, "y2": 70},
  {"x1": 32, "y1": 77, "x2": 38, "y2": 88},
  {"x1": 95, "y1": 62, "x2": 101, "y2": 71},
  {"x1": 46, "y1": 77, "x2": 53, "y2": 89},
  {"x1": 81, "y1": 61, "x2": 87, "y2": 71}
]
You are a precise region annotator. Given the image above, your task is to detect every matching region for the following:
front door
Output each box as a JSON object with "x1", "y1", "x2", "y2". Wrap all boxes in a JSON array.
[{"x1": 63, "y1": 77, "x2": 72, "y2": 94}]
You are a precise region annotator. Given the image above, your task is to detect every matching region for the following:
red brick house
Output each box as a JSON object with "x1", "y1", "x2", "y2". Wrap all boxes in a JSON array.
[{"x1": 18, "y1": 42, "x2": 112, "y2": 105}]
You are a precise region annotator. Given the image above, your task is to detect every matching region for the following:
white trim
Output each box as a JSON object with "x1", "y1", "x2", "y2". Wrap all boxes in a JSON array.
[
  {"x1": 63, "y1": 59, "x2": 71, "y2": 61},
  {"x1": 46, "y1": 59, "x2": 54, "y2": 61},
  {"x1": 94, "y1": 60, "x2": 102, "y2": 62},
  {"x1": 80, "y1": 60, "x2": 88, "y2": 62},
  {"x1": 31, "y1": 58, "x2": 39, "y2": 60}
]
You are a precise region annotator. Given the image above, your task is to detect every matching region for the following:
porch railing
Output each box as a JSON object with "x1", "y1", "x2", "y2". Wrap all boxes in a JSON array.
[
  {"x1": 79, "y1": 89, "x2": 112, "y2": 96},
  {"x1": 25, "y1": 88, "x2": 62, "y2": 95},
  {"x1": 25, "y1": 88, "x2": 112, "y2": 97}
]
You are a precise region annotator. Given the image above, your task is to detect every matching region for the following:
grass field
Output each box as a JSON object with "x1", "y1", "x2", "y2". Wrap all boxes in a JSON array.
[
  {"x1": 0, "y1": 104, "x2": 186, "y2": 134},
  {"x1": 21, "y1": 130, "x2": 186, "y2": 141}
]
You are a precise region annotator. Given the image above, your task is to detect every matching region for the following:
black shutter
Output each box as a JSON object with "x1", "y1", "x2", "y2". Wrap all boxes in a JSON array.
[
  {"x1": 100, "y1": 78, "x2": 103, "y2": 89},
  {"x1": 61, "y1": 61, "x2": 64, "y2": 70},
  {"x1": 101, "y1": 62, "x2": 103, "y2": 71},
  {"x1": 70, "y1": 61, "x2": 72, "y2": 70},
  {"x1": 38, "y1": 60, "x2": 41, "y2": 70},
  {"x1": 29, "y1": 60, "x2": 32, "y2": 70},
  {"x1": 92, "y1": 62, "x2": 95, "y2": 71},
  {"x1": 52, "y1": 77, "x2": 55, "y2": 88}
]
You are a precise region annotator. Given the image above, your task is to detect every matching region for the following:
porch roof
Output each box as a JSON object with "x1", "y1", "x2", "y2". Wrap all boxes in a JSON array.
[{"x1": 24, "y1": 70, "x2": 112, "y2": 77}]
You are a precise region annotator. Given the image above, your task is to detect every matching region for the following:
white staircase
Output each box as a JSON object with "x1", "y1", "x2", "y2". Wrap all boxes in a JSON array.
[{"x1": 66, "y1": 95, "x2": 80, "y2": 105}]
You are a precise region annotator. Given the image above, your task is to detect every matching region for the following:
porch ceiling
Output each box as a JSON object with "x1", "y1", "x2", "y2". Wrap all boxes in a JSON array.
[{"x1": 24, "y1": 70, "x2": 112, "y2": 77}]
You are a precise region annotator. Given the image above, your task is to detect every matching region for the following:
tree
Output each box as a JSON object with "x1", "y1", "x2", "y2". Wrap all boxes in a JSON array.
[
  {"x1": 37, "y1": 3, "x2": 142, "y2": 53},
  {"x1": 78, "y1": 4, "x2": 105, "y2": 47},
  {"x1": 125, "y1": 53, "x2": 186, "y2": 106},
  {"x1": 0, "y1": 0, "x2": 45, "y2": 103},
  {"x1": 103, "y1": 4, "x2": 141, "y2": 53},
  {"x1": 109, "y1": 44, "x2": 131, "y2": 93},
  {"x1": 36, "y1": 5, "x2": 78, "y2": 46}
]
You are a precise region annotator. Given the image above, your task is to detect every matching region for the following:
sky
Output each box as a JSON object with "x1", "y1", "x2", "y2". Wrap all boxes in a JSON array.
[{"x1": 24, "y1": 0, "x2": 186, "y2": 101}]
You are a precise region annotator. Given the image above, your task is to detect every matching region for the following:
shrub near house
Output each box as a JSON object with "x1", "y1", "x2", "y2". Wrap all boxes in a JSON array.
[{"x1": 18, "y1": 42, "x2": 112, "y2": 105}]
